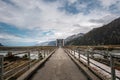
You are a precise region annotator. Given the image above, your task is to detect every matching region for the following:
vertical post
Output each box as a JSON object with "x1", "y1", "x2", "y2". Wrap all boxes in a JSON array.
[
  {"x1": 38, "y1": 50, "x2": 41, "y2": 59},
  {"x1": 47, "y1": 50, "x2": 48, "y2": 56},
  {"x1": 56, "y1": 39, "x2": 58, "y2": 47},
  {"x1": 49, "y1": 49, "x2": 50, "y2": 54},
  {"x1": 28, "y1": 51, "x2": 31, "y2": 69},
  {"x1": 69, "y1": 49, "x2": 70, "y2": 54},
  {"x1": 71, "y1": 49, "x2": 72, "y2": 54},
  {"x1": 87, "y1": 51, "x2": 90, "y2": 66},
  {"x1": 110, "y1": 54, "x2": 116, "y2": 80},
  {"x1": 38, "y1": 50, "x2": 39, "y2": 59},
  {"x1": 63, "y1": 39, "x2": 64, "y2": 47},
  {"x1": 78, "y1": 49, "x2": 80, "y2": 60},
  {"x1": 74, "y1": 49, "x2": 75, "y2": 56},
  {"x1": 44, "y1": 50, "x2": 45, "y2": 58},
  {"x1": 0, "y1": 55, "x2": 4, "y2": 80},
  {"x1": 48, "y1": 49, "x2": 50, "y2": 55}
]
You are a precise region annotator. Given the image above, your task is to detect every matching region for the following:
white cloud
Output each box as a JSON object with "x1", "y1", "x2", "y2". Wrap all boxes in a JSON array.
[
  {"x1": 0, "y1": 33, "x2": 39, "y2": 42},
  {"x1": 0, "y1": 0, "x2": 120, "y2": 45},
  {"x1": 98, "y1": 0, "x2": 119, "y2": 8}
]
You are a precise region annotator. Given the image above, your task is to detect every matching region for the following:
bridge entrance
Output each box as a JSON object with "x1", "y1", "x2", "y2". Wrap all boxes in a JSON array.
[{"x1": 56, "y1": 39, "x2": 64, "y2": 47}]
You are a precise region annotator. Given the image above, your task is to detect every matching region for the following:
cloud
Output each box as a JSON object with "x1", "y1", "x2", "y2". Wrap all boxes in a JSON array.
[
  {"x1": 0, "y1": 0, "x2": 120, "y2": 46},
  {"x1": 98, "y1": 0, "x2": 119, "y2": 8},
  {"x1": 89, "y1": 15, "x2": 119, "y2": 25},
  {"x1": 0, "y1": 33, "x2": 39, "y2": 43},
  {"x1": 0, "y1": 32, "x2": 43, "y2": 46},
  {"x1": 89, "y1": 15, "x2": 119, "y2": 24}
]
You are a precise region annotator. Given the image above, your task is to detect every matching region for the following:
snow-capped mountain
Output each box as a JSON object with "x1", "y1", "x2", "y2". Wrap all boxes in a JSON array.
[
  {"x1": 65, "y1": 33, "x2": 84, "y2": 42},
  {"x1": 36, "y1": 33, "x2": 84, "y2": 46}
]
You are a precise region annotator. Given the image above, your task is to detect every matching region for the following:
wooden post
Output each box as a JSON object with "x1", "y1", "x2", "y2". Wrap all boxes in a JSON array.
[
  {"x1": 56, "y1": 39, "x2": 58, "y2": 47},
  {"x1": 63, "y1": 39, "x2": 64, "y2": 46},
  {"x1": 87, "y1": 51, "x2": 90, "y2": 66},
  {"x1": 70, "y1": 49, "x2": 71, "y2": 54},
  {"x1": 74, "y1": 49, "x2": 75, "y2": 56},
  {"x1": 47, "y1": 50, "x2": 48, "y2": 56},
  {"x1": 39, "y1": 50, "x2": 43, "y2": 60},
  {"x1": 110, "y1": 54, "x2": 116, "y2": 80},
  {"x1": 38, "y1": 50, "x2": 40, "y2": 59},
  {"x1": 0, "y1": 55, "x2": 4, "y2": 80},
  {"x1": 78, "y1": 49, "x2": 80, "y2": 60},
  {"x1": 28, "y1": 51, "x2": 31, "y2": 69},
  {"x1": 44, "y1": 50, "x2": 45, "y2": 58},
  {"x1": 69, "y1": 49, "x2": 71, "y2": 54}
]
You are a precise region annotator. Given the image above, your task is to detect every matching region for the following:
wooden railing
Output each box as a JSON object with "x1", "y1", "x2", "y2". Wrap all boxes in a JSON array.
[
  {"x1": 64, "y1": 46, "x2": 120, "y2": 80},
  {"x1": 0, "y1": 46, "x2": 57, "y2": 80}
]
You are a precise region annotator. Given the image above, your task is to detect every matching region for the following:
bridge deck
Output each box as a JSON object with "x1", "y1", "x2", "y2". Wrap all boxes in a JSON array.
[{"x1": 31, "y1": 48, "x2": 88, "y2": 80}]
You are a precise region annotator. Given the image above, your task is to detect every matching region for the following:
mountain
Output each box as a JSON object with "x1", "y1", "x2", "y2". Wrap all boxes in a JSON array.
[
  {"x1": 66, "y1": 17, "x2": 120, "y2": 45},
  {"x1": 47, "y1": 41, "x2": 56, "y2": 46},
  {"x1": 36, "y1": 41, "x2": 56, "y2": 46},
  {"x1": 65, "y1": 33, "x2": 84, "y2": 45},
  {"x1": 36, "y1": 33, "x2": 84, "y2": 46},
  {"x1": 65, "y1": 33, "x2": 84, "y2": 42},
  {"x1": 0, "y1": 43, "x2": 3, "y2": 46}
]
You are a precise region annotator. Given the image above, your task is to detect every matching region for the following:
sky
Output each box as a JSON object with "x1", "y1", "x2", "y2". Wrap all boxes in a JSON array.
[{"x1": 0, "y1": 0, "x2": 120, "y2": 46}]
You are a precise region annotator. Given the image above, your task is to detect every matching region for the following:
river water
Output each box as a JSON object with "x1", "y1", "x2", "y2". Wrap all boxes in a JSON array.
[
  {"x1": 0, "y1": 51, "x2": 41, "y2": 59},
  {"x1": 0, "y1": 50, "x2": 120, "y2": 59}
]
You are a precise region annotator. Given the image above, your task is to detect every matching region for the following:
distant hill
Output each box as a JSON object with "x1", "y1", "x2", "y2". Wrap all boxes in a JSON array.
[
  {"x1": 65, "y1": 33, "x2": 84, "y2": 42},
  {"x1": 65, "y1": 33, "x2": 84, "y2": 45},
  {"x1": 36, "y1": 33, "x2": 84, "y2": 46},
  {"x1": 47, "y1": 41, "x2": 56, "y2": 46},
  {"x1": 66, "y1": 17, "x2": 120, "y2": 45},
  {"x1": 0, "y1": 43, "x2": 3, "y2": 46}
]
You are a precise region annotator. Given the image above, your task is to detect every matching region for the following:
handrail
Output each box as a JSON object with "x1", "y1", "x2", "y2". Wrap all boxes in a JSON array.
[
  {"x1": 0, "y1": 47, "x2": 57, "y2": 80},
  {"x1": 66, "y1": 48, "x2": 120, "y2": 80}
]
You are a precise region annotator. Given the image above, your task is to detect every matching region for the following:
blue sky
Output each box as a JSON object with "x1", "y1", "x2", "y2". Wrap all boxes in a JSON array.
[{"x1": 0, "y1": 0, "x2": 120, "y2": 46}]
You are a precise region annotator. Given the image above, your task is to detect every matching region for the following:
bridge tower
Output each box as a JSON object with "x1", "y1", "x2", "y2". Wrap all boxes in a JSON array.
[{"x1": 56, "y1": 39, "x2": 64, "y2": 47}]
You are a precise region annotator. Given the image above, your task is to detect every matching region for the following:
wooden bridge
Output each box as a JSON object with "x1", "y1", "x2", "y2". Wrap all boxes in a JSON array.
[
  {"x1": 0, "y1": 46, "x2": 120, "y2": 80},
  {"x1": 30, "y1": 48, "x2": 89, "y2": 80}
]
